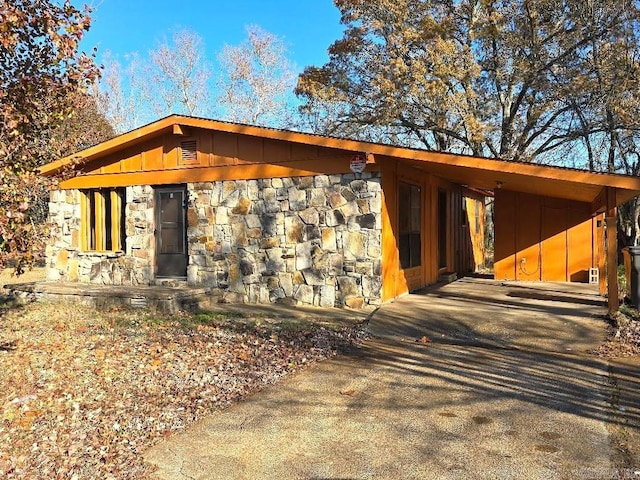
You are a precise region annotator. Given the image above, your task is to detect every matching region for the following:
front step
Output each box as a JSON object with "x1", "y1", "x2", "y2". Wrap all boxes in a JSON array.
[
  {"x1": 154, "y1": 278, "x2": 188, "y2": 288},
  {"x1": 437, "y1": 272, "x2": 458, "y2": 284}
]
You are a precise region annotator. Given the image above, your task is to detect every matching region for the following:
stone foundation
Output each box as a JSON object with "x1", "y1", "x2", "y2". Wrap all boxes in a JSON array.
[{"x1": 46, "y1": 173, "x2": 383, "y2": 308}]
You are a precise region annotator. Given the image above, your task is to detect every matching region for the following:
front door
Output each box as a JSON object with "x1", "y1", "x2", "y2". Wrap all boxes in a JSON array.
[{"x1": 155, "y1": 186, "x2": 187, "y2": 277}]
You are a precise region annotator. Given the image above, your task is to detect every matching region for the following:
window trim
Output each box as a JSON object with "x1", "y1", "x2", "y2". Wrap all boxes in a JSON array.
[{"x1": 80, "y1": 188, "x2": 125, "y2": 252}]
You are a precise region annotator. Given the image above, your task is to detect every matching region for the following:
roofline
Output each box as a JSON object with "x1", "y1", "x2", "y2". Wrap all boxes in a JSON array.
[{"x1": 39, "y1": 114, "x2": 640, "y2": 193}]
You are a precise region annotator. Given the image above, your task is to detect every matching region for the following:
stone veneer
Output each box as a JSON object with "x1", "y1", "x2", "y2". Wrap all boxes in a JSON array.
[
  {"x1": 46, "y1": 173, "x2": 383, "y2": 308},
  {"x1": 47, "y1": 186, "x2": 155, "y2": 285}
]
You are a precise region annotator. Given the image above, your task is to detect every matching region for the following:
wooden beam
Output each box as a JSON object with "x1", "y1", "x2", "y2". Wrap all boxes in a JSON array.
[
  {"x1": 606, "y1": 186, "x2": 619, "y2": 312},
  {"x1": 380, "y1": 158, "x2": 399, "y2": 302},
  {"x1": 173, "y1": 124, "x2": 190, "y2": 136},
  {"x1": 94, "y1": 190, "x2": 105, "y2": 251},
  {"x1": 596, "y1": 214, "x2": 606, "y2": 296},
  {"x1": 80, "y1": 191, "x2": 88, "y2": 252},
  {"x1": 60, "y1": 161, "x2": 381, "y2": 190},
  {"x1": 591, "y1": 187, "x2": 607, "y2": 214}
]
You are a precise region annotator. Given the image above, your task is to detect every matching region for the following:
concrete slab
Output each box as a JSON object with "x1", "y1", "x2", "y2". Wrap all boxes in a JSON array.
[
  {"x1": 368, "y1": 277, "x2": 607, "y2": 353},
  {"x1": 4, "y1": 281, "x2": 208, "y2": 313},
  {"x1": 144, "y1": 277, "x2": 639, "y2": 479}
]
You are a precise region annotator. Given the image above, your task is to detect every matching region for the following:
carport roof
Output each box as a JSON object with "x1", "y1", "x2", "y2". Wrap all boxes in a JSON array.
[{"x1": 41, "y1": 114, "x2": 640, "y2": 207}]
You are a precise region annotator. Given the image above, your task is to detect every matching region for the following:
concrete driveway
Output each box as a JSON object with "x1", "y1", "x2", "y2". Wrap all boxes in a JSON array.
[{"x1": 145, "y1": 277, "x2": 640, "y2": 479}]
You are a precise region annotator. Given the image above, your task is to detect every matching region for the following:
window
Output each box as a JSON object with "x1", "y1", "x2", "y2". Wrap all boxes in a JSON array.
[
  {"x1": 399, "y1": 182, "x2": 421, "y2": 269},
  {"x1": 81, "y1": 188, "x2": 125, "y2": 251},
  {"x1": 462, "y1": 196, "x2": 468, "y2": 227},
  {"x1": 438, "y1": 189, "x2": 448, "y2": 269}
]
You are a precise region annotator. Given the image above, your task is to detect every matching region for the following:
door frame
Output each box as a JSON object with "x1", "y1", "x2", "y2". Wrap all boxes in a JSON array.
[{"x1": 154, "y1": 184, "x2": 188, "y2": 278}]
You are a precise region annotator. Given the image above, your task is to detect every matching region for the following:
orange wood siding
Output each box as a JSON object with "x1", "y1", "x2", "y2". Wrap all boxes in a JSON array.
[
  {"x1": 381, "y1": 157, "x2": 400, "y2": 301},
  {"x1": 596, "y1": 214, "x2": 606, "y2": 294},
  {"x1": 541, "y1": 200, "x2": 567, "y2": 281},
  {"x1": 62, "y1": 128, "x2": 360, "y2": 189},
  {"x1": 515, "y1": 193, "x2": 542, "y2": 281},
  {"x1": 465, "y1": 196, "x2": 486, "y2": 271},
  {"x1": 567, "y1": 203, "x2": 593, "y2": 282},
  {"x1": 380, "y1": 158, "x2": 473, "y2": 301},
  {"x1": 494, "y1": 189, "x2": 599, "y2": 282},
  {"x1": 494, "y1": 190, "x2": 517, "y2": 280}
]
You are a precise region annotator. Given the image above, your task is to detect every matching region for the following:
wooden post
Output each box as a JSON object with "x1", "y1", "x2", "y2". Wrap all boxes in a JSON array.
[
  {"x1": 110, "y1": 190, "x2": 122, "y2": 251},
  {"x1": 597, "y1": 214, "x2": 606, "y2": 296},
  {"x1": 80, "y1": 191, "x2": 88, "y2": 252},
  {"x1": 606, "y1": 187, "x2": 619, "y2": 312}
]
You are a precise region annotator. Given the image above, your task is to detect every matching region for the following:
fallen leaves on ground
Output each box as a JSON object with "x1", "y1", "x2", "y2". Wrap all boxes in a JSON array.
[
  {"x1": 592, "y1": 309, "x2": 640, "y2": 357},
  {"x1": 0, "y1": 302, "x2": 367, "y2": 479}
]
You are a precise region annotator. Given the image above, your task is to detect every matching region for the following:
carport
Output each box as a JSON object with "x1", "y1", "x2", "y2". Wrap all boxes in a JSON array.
[{"x1": 377, "y1": 150, "x2": 640, "y2": 312}]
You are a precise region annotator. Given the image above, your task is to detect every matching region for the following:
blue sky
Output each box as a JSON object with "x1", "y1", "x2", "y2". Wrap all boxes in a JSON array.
[{"x1": 80, "y1": 0, "x2": 344, "y2": 70}]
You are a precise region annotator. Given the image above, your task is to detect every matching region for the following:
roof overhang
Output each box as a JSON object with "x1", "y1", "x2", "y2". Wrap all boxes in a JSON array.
[{"x1": 40, "y1": 114, "x2": 640, "y2": 208}]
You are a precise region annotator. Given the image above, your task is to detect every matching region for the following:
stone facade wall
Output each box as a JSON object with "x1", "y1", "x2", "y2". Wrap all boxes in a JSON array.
[
  {"x1": 46, "y1": 173, "x2": 383, "y2": 308},
  {"x1": 46, "y1": 186, "x2": 155, "y2": 285},
  {"x1": 187, "y1": 173, "x2": 382, "y2": 308}
]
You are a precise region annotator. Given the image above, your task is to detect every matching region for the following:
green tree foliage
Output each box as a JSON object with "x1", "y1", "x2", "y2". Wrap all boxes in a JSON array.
[
  {"x1": 297, "y1": 0, "x2": 640, "y2": 166},
  {"x1": 0, "y1": 0, "x2": 101, "y2": 270}
]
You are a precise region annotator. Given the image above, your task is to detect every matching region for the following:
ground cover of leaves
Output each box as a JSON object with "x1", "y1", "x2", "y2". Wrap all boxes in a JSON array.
[
  {"x1": 0, "y1": 300, "x2": 367, "y2": 479},
  {"x1": 593, "y1": 307, "x2": 640, "y2": 358}
]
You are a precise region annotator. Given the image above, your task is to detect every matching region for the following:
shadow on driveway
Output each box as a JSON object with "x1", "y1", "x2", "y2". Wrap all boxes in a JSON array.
[{"x1": 145, "y1": 277, "x2": 640, "y2": 479}]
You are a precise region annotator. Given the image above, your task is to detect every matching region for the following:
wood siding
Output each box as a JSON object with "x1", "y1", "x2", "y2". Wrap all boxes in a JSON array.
[
  {"x1": 380, "y1": 157, "x2": 481, "y2": 301},
  {"x1": 494, "y1": 190, "x2": 598, "y2": 282},
  {"x1": 61, "y1": 129, "x2": 367, "y2": 190}
]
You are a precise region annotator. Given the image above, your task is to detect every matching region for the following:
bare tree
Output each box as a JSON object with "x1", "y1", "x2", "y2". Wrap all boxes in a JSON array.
[
  {"x1": 95, "y1": 26, "x2": 299, "y2": 131},
  {"x1": 93, "y1": 53, "x2": 146, "y2": 133},
  {"x1": 217, "y1": 25, "x2": 297, "y2": 127},
  {"x1": 147, "y1": 29, "x2": 212, "y2": 117}
]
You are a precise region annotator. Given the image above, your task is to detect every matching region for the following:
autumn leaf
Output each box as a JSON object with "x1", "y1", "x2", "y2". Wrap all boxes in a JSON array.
[{"x1": 0, "y1": 299, "x2": 368, "y2": 479}]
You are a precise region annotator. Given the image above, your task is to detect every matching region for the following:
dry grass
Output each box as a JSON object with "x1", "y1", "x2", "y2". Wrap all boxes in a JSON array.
[{"x1": 0, "y1": 267, "x2": 46, "y2": 286}]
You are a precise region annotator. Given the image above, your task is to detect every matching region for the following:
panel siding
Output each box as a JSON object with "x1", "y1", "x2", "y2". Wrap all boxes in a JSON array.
[
  {"x1": 567, "y1": 203, "x2": 593, "y2": 282},
  {"x1": 494, "y1": 190, "x2": 517, "y2": 280},
  {"x1": 516, "y1": 193, "x2": 542, "y2": 281},
  {"x1": 541, "y1": 201, "x2": 567, "y2": 281},
  {"x1": 494, "y1": 190, "x2": 596, "y2": 283}
]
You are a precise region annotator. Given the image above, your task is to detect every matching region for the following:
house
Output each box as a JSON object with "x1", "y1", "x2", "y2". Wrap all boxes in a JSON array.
[{"x1": 40, "y1": 115, "x2": 640, "y2": 311}]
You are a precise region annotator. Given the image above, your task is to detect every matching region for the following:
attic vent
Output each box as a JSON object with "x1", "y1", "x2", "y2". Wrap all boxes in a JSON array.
[{"x1": 180, "y1": 140, "x2": 197, "y2": 163}]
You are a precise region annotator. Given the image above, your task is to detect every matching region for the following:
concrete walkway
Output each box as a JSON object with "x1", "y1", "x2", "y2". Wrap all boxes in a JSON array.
[{"x1": 144, "y1": 277, "x2": 640, "y2": 479}]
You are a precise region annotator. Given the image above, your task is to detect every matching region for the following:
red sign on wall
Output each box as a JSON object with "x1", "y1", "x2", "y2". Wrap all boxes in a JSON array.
[{"x1": 350, "y1": 154, "x2": 367, "y2": 174}]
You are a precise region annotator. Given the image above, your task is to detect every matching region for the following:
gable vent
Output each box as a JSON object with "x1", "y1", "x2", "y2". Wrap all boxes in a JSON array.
[{"x1": 181, "y1": 140, "x2": 197, "y2": 162}]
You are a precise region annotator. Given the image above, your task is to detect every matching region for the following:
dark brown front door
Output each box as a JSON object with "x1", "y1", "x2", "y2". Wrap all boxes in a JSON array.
[{"x1": 155, "y1": 186, "x2": 187, "y2": 277}]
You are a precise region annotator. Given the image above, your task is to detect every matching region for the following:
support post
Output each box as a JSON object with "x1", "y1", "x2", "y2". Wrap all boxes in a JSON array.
[{"x1": 606, "y1": 187, "x2": 619, "y2": 312}]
